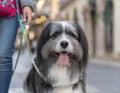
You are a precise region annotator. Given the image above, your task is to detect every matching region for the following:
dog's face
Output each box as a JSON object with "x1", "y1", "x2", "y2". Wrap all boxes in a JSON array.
[{"x1": 37, "y1": 21, "x2": 88, "y2": 67}]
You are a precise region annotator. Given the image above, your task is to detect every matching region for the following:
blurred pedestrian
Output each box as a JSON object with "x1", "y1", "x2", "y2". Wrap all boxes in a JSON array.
[{"x1": 0, "y1": 0, "x2": 35, "y2": 93}]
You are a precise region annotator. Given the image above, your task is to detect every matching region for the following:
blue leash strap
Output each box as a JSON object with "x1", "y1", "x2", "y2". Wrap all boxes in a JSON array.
[
  {"x1": 24, "y1": 31, "x2": 47, "y2": 82},
  {"x1": 16, "y1": 0, "x2": 25, "y2": 37},
  {"x1": 12, "y1": 0, "x2": 24, "y2": 75}
]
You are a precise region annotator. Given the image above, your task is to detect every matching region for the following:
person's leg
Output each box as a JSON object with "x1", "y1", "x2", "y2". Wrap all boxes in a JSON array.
[{"x1": 0, "y1": 15, "x2": 19, "y2": 93}]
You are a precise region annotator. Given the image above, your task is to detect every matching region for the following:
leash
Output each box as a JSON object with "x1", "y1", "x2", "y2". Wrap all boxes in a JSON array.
[
  {"x1": 24, "y1": 30, "x2": 47, "y2": 82},
  {"x1": 12, "y1": 0, "x2": 24, "y2": 75},
  {"x1": 12, "y1": 0, "x2": 47, "y2": 82}
]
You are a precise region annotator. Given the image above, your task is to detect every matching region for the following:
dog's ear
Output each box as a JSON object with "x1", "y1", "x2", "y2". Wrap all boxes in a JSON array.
[
  {"x1": 74, "y1": 23, "x2": 88, "y2": 66},
  {"x1": 37, "y1": 23, "x2": 52, "y2": 59}
]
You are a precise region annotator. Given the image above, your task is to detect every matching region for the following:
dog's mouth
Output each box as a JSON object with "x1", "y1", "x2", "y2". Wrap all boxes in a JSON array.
[
  {"x1": 56, "y1": 51, "x2": 70, "y2": 63},
  {"x1": 49, "y1": 51, "x2": 78, "y2": 63},
  {"x1": 56, "y1": 51, "x2": 78, "y2": 64}
]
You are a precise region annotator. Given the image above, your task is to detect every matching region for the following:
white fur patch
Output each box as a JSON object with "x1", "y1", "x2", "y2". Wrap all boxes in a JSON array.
[
  {"x1": 48, "y1": 64, "x2": 79, "y2": 87},
  {"x1": 53, "y1": 84, "x2": 83, "y2": 93},
  {"x1": 54, "y1": 85, "x2": 73, "y2": 93},
  {"x1": 48, "y1": 65, "x2": 70, "y2": 86}
]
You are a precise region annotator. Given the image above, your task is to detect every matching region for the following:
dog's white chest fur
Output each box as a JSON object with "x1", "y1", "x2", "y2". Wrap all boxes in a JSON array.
[
  {"x1": 48, "y1": 64, "x2": 79, "y2": 86},
  {"x1": 53, "y1": 84, "x2": 83, "y2": 93},
  {"x1": 54, "y1": 85, "x2": 72, "y2": 93},
  {"x1": 48, "y1": 65, "x2": 83, "y2": 93}
]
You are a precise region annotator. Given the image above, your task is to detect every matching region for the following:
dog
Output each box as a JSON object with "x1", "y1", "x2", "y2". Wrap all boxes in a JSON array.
[{"x1": 25, "y1": 21, "x2": 88, "y2": 93}]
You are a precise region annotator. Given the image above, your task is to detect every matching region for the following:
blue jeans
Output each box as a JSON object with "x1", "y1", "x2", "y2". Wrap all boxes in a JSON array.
[{"x1": 0, "y1": 15, "x2": 19, "y2": 93}]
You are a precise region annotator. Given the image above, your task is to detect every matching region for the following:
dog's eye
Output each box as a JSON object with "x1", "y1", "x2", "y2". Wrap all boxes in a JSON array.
[
  {"x1": 51, "y1": 31, "x2": 61, "y2": 38},
  {"x1": 67, "y1": 32, "x2": 77, "y2": 39}
]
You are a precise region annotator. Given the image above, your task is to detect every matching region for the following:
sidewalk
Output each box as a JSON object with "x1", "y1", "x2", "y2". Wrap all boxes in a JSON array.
[
  {"x1": 9, "y1": 49, "x2": 32, "y2": 93},
  {"x1": 89, "y1": 58, "x2": 120, "y2": 67},
  {"x1": 9, "y1": 49, "x2": 101, "y2": 93},
  {"x1": 87, "y1": 58, "x2": 120, "y2": 93}
]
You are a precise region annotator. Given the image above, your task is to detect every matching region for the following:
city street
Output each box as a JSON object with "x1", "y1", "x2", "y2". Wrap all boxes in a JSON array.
[
  {"x1": 0, "y1": 0, "x2": 119, "y2": 93},
  {"x1": 9, "y1": 50, "x2": 120, "y2": 93},
  {"x1": 87, "y1": 59, "x2": 120, "y2": 93},
  {"x1": 9, "y1": 49, "x2": 33, "y2": 93}
]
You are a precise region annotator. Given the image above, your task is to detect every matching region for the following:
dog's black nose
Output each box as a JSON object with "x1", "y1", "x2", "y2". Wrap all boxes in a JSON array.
[{"x1": 60, "y1": 41, "x2": 69, "y2": 48}]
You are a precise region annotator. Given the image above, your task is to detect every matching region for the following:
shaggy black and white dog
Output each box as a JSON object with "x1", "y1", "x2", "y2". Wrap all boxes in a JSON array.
[{"x1": 25, "y1": 21, "x2": 88, "y2": 93}]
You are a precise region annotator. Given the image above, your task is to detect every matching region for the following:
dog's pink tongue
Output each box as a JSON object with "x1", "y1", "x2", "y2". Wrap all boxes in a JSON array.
[{"x1": 58, "y1": 54, "x2": 69, "y2": 63}]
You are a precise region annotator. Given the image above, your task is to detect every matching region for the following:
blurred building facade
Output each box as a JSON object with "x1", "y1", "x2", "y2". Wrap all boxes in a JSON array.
[
  {"x1": 57, "y1": 0, "x2": 120, "y2": 59},
  {"x1": 28, "y1": 0, "x2": 120, "y2": 59}
]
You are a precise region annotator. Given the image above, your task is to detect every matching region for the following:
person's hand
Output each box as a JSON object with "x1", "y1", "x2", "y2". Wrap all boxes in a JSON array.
[{"x1": 23, "y1": 6, "x2": 32, "y2": 25}]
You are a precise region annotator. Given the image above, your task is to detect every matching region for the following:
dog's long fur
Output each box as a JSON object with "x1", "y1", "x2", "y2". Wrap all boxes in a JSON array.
[{"x1": 25, "y1": 22, "x2": 88, "y2": 93}]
